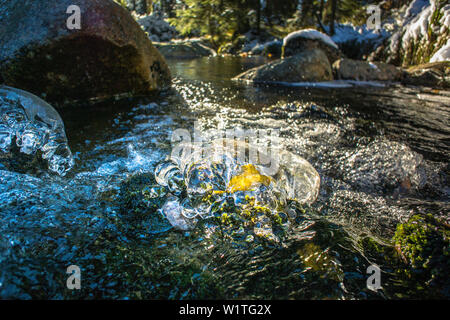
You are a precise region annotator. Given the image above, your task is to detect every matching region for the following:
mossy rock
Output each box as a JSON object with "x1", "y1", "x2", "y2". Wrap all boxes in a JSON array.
[
  {"x1": 117, "y1": 172, "x2": 171, "y2": 234},
  {"x1": 359, "y1": 236, "x2": 400, "y2": 268},
  {"x1": 393, "y1": 214, "x2": 449, "y2": 282},
  {"x1": 194, "y1": 192, "x2": 294, "y2": 247},
  {"x1": 357, "y1": 214, "x2": 450, "y2": 298}
]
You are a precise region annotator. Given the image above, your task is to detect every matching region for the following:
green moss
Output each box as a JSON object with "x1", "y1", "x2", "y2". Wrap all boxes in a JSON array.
[
  {"x1": 393, "y1": 214, "x2": 449, "y2": 270},
  {"x1": 115, "y1": 173, "x2": 171, "y2": 236},
  {"x1": 355, "y1": 215, "x2": 450, "y2": 299},
  {"x1": 117, "y1": 173, "x2": 166, "y2": 217},
  {"x1": 392, "y1": 214, "x2": 450, "y2": 296}
]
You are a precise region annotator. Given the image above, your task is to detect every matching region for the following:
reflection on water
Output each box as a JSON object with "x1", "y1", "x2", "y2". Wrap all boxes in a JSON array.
[
  {"x1": 168, "y1": 56, "x2": 272, "y2": 82},
  {"x1": 0, "y1": 56, "x2": 449, "y2": 299}
]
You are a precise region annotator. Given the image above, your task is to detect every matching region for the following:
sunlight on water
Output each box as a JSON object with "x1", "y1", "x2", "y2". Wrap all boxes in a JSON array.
[{"x1": 0, "y1": 57, "x2": 449, "y2": 299}]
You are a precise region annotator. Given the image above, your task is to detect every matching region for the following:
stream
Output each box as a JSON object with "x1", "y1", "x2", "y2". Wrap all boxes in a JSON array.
[{"x1": 0, "y1": 56, "x2": 449, "y2": 299}]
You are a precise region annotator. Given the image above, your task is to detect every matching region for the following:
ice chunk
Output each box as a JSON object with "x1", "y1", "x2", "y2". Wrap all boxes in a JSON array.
[
  {"x1": 154, "y1": 138, "x2": 320, "y2": 233},
  {"x1": 0, "y1": 86, "x2": 74, "y2": 175}
]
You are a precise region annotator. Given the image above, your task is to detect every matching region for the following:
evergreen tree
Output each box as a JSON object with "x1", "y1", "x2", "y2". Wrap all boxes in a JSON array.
[{"x1": 169, "y1": 0, "x2": 254, "y2": 46}]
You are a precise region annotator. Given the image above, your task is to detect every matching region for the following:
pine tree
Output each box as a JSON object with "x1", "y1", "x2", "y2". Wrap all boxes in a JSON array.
[{"x1": 169, "y1": 0, "x2": 253, "y2": 46}]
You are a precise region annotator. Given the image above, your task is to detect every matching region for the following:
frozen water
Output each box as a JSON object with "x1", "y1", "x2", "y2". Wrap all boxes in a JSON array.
[
  {"x1": 154, "y1": 137, "x2": 320, "y2": 232},
  {"x1": 0, "y1": 86, "x2": 74, "y2": 176}
]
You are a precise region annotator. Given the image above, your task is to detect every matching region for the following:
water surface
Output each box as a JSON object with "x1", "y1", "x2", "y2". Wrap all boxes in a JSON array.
[{"x1": 1, "y1": 56, "x2": 449, "y2": 299}]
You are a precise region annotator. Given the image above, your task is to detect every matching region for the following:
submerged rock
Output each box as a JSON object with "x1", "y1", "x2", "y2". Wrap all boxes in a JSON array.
[
  {"x1": 0, "y1": 86, "x2": 74, "y2": 175},
  {"x1": 233, "y1": 48, "x2": 333, "y2": 83},
  {"x1": 333, "y1": 59, "x2": 403, "y2": 82},
  {"x1": 393, "y1": 214, "x2": 450, "y2": 297},
  {"x1": 282, "y1": 29, "x2": 343, "y2": 64},
  {"x1": 0, "y1": 0, "x2": 171, "y2": 107},
  {"x1": 117, "y1": 172, "x2": 172, "y2": 234}
]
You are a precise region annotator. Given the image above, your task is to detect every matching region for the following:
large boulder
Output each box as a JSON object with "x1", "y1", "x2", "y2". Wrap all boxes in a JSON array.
[
  {"x1": 0, "y1": 0, "x2": 171, "y2": 107},
  {"x1": 333, "y1": 59, "x2": 403, "y2": 81},
  {"x1": 282, "y1": 29, "x2": 343, "y2": 64},
  {"x1": 233, "y1": 48, "x2": 333, "y2": 83},
  {"x1": 153, "y1": 40, "x2": 216, "y2": 59}
]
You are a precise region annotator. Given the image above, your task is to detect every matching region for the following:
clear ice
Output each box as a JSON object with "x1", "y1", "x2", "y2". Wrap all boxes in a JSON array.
[
  {"x1": 0, "y1": 86, "x2": 74, "y2": 176},
  {"x1": 155, "y1": 138, "x2": 320, "y2": 234}
]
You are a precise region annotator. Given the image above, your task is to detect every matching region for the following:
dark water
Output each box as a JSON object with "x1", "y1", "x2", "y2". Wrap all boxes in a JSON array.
[{"x1": 1, "y1": 56, "x2": 449, "y2": 299}]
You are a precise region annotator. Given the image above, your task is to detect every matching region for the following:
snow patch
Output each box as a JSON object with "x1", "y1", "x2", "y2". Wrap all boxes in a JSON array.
[
  {"x1": 327, "y1": 23, "x2": 390, "y2": 46},
  {"x1": 430, "y1": 38, "x2": 450, "y2": 62},
  {"x1": 401, "y1": 1, "x2": 435, "y2": 50},
  {"x1": 283, "y1": 29, "x2": 338, "y2": 49},
  {"x1": 440, "y1": 4, "x2": 450, "y2": 34},
  {"x1": 404, "y1": 0, "x2": 430, "y2": 25},
  {"x1": 240, "y1": 80, "x2": 388, "y2": 88},
  {"x1": 379, "y1": 0, "x2": 450, "y2": 65}
]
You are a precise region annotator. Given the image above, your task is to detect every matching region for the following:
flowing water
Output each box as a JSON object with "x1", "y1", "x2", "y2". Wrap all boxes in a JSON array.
[{"x1": 0, "y1": 56, "x2": 449, "y2": 299}]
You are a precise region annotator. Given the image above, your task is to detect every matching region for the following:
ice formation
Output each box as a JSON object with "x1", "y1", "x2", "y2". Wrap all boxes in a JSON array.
[
  {"x1": 154, "y1": 138, "x2": 320, "y2": 232},
  {"x1": 0, "y1": 86, "x2": 74, "y2": 176}
]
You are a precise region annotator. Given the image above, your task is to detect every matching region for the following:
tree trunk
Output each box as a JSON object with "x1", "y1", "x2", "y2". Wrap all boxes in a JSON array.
[
  {"x1": 166, "y1": 0, "x2": 175, "y2": 18},
  {"x1": 141, "y1": 0, "x2": 147, "y2": 15},
  {"x1": 265, "y1": 0, "x2": 272, "y2": 27},
  {"x1": 146, "y1": 0, "x2": 153, "y2": 14},
  {"x1": 319, "y1": 0, "x2": 324, "y2": 18},
  {"x1": 329, "y1": 0, "x2": 337, "y2": 35},
  {"x1": 315, "y1": 12, "x2": 326, "y2": 34},
  {"x1": 256, "y1": 0, "x2": 261, "y2": 34}
]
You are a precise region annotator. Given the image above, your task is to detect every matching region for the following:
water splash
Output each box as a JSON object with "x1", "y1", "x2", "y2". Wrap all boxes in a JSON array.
[{"x1": 0, "y1": 86, "x2": 74, "y2": 176}]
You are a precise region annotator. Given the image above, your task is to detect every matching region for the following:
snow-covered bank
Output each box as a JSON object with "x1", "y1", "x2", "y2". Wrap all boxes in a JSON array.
[
  {"x1": 371, "y1": 0, "x2": 450, "y2": 66},
  {"x1": 136, "y1": 13, "x2": 179, "y2": 42},
  {"x1": 325, "y1": 23, "x2": 390, "y2": 59},
  {"x1": 430, "y1": 39, "x2": 450, "y2": 62}
]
